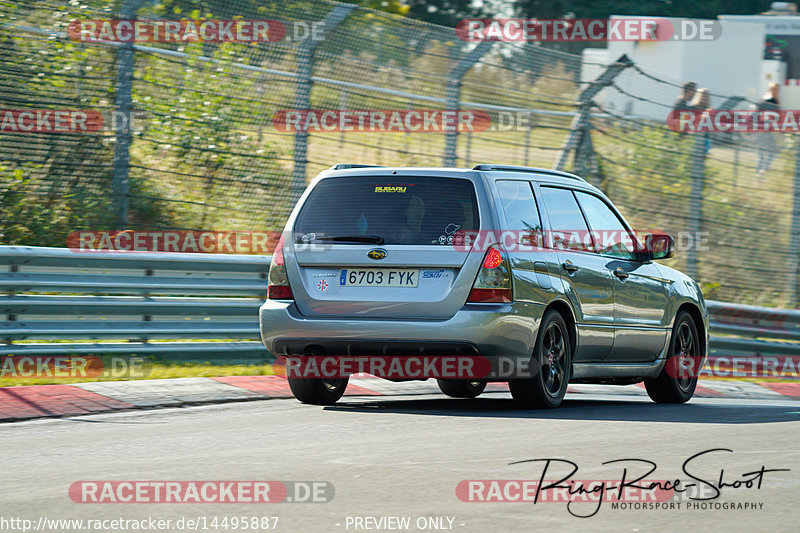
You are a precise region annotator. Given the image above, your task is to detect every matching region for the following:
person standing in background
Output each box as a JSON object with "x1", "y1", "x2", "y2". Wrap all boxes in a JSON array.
[
  {"x1": 688, "y1": 88, "x2": 711, "y2": 112},
  {"x1": 689, "y1": 88, "x2": 713, "y2": 154},
  {"x1": 673, "y1": 81, "x2": 697, "y2": 113},
  {"x1": 668, "y1": 81, "x2": 697, "y2": 136}
]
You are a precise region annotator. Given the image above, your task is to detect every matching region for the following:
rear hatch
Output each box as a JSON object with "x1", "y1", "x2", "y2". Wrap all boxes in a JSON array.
[{"x1": 287, "y1": 174, "x2": 482, "y2": 319}]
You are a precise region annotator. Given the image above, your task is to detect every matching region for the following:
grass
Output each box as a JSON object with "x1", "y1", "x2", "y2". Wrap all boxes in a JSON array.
[
  {"x1": 0, "y1": 359, "x2": 795, "y2": 387},
  {"x1": 0, "y1": 361, "x2": 281, "y2": 387},
  {"x1": 711, "y1": 376, "x2": 798, "y2": 383}
]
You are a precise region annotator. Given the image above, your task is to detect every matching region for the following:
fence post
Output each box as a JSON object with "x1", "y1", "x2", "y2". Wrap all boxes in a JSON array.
[
  {"x1": 338, "y1": 87, "x2": 348, "y2": 149},
  {"x1": 554, "y1": 54, "x2": 632, "y2": 176},
  {"x1": 524, "y1": 126, "x2": 531, "y2": 166},
  {"x1": 573, "y1": 120, "x2": 598, "y2": 185},
  {"x1": 686, "y1": 132, "x2": 706, "y2": 280},
  {"x1": 290, "y1": 5, "x2": 356, "y2": 201},
  {"x1": 112, "y1": 0, "x2": 144, "y2": 229},
  {"x1": 789, "y1": 136, "x2": 800, "y2": 306},
  {"x1": 442, "y1": 40, "x2": 493, "y2": 167}
]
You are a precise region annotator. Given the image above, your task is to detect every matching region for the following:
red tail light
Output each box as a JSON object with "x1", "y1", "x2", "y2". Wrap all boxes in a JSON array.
[
  {"x1": 467, "y1": 288, "x2": 512, "y2": 303},
  {"x1": 267, "y1": 236, "x2": 293, "y2": 300},
  {"x1": 467, "y1": 244, "x2": 513, "y2": 303},
  {"x1": 267, "y1": 284, "x2": 293, "y2": 300},
  {"x1": 483, "y1": 247, "x2": 503, "y2": 269}
]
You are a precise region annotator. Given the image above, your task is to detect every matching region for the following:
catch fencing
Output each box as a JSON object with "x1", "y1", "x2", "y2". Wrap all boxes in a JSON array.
[{"x1": 1, "y1": 0, "x2": 799, "y2": 309}]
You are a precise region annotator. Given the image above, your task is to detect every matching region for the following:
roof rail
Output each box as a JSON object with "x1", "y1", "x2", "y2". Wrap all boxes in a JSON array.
[
  {"x1": 330, "y1": 164, "x2": 386, "y2": 170},
  {"x1": 472, "y1": 164, "x2": 586, "y2": 182}
]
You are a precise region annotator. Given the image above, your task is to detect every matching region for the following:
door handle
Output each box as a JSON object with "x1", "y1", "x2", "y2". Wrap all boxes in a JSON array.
[
  {"x1": 613, "y1": 268, "x2": 629, "y2": 280},
  {"x1": 561, "y1": 261, "x2": 579, "y2": 273}
]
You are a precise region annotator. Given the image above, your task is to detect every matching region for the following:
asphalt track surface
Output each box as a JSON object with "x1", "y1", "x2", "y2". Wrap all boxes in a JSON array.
[{"x1": 1, "y1": 390, "x2": 798, "y2": 533}]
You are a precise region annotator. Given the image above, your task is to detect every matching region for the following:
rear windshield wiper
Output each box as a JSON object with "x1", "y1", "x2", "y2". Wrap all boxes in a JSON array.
[{"x1": 299, "y1": 234, "x2": 384, "y2": 244}]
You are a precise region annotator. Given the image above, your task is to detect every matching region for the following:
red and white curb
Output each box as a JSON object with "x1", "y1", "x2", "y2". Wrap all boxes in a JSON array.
[{"x1": 0, "y1": 376, "x2": 798, "y2": 422}]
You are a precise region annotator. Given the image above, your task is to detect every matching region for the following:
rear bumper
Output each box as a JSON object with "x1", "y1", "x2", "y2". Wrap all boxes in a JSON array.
[
  {"x1": 259, "y1": 300, "x2": 544, "y2": 360},
  {"x1": 273, "y1": 339, "x2": 478, "y2": 357}
]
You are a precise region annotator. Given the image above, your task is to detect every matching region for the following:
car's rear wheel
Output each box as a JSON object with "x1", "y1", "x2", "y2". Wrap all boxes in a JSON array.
[
  {"x1": 509, "y1": 310, "x2": 572, "y2": 409},
  {"x1": 644, "y1": 311, "x2": 700, "y2": 404},
  {"x1": 288, "y1": 377, "x2": 349, "y2": 405},
  {"x1": 437, "y1": 379, "x2": 486, "y2": 398}
]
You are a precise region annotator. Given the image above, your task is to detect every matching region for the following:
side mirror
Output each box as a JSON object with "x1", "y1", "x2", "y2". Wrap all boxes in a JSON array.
[{"x1": 642, "y1": 233, "x2": 675, "y2": 260}]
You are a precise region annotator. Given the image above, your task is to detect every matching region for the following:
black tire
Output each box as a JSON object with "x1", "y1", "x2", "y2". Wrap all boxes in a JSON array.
[
  {"x1": 509, "y1": 310, "x2": 572, "y2": 409},
  {"x1": 644, "y1": 311, "x2": 701, "y2": 404},
  {"x1": 437, "y1": 379, "x2": 487, "y2": 398},
  {"x1": 288, "y1": 377, "x2": 349, "y2": 405}
]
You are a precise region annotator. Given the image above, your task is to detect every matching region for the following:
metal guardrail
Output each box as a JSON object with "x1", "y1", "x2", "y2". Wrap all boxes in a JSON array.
[
  {"x1": 708, "y1": 301, "x2": 800, "y2": 357},
  {"x1": 1, "y1": 246, "x2": 797, "y2": 366},
  {"x1": 0, "y1": 246, "x2": 270, "y2": 364}
]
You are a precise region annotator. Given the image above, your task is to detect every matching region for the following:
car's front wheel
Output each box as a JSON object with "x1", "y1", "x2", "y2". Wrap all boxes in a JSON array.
[
  {"x1": 644, "y1": 310, "x2": 701, "y2": 404},
  {"x1": 288, "y1": 377, "x2": 349, "y2": 405},
  {"x1": 437, "y1": 379, "x2": 486, "y2": 398},
  {"x1": 509, "y1": 310, "x2": 572, "y2": 409}
]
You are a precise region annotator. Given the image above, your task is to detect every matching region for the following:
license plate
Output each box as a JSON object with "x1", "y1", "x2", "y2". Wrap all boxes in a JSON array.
[{"x1": 339, "y1": 269, "x2": 419, "y2": 287}]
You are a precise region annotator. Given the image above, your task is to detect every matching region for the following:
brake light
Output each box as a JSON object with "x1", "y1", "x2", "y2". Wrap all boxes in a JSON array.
[
  {"x1": 483, "y1": 247, "x2": 503, "y2": 269},
  {"x1": 273, "y1": 237, "x2": 285, "y2": 266},
  {"x1": 467, "y1": 244, "x2": 513, "y2": 303},
  {"x1": 267, "y1": 235, "x2": 293, "y2": 300}
]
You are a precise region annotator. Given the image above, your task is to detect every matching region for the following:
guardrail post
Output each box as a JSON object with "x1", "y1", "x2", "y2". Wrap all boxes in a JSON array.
[
  {"x1": 555, "y1": 54, "x2": 632, "y2": 176},
  {"x1": 442, "y1": 40, "x2": 493, "y2": 167},
  {"x1": 290, "y1": 5, "x2": 356, "y2": 201},
  {"x1": 789, "y1": 136, "x2": 800, "y2": 306},
  {"x1": 112, "y1": 0, "x2": 144, "y2": 229}
]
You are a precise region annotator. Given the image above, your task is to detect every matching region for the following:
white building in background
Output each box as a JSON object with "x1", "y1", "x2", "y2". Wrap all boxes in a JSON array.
[{"x1": 584, "y1": 2, "x2": 800, "y2": 119}]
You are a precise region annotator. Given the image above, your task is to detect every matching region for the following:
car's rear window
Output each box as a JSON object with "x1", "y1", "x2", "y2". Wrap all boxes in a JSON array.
[{"x1": 295, "y1": 176, "x2": 479, "y2": 245}]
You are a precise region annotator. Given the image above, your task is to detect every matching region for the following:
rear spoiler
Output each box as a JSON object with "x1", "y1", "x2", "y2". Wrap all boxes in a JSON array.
[{"x1": 329, "y1": 164, "x2": 386, "y2": 170}]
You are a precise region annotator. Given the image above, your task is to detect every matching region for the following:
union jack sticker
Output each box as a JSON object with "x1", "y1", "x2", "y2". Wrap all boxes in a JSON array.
[{"x1": 317, "y1": 279, "x2": 328, "y2": 292}]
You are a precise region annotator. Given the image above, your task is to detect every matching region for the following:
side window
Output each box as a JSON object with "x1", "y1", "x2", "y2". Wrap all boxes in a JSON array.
[
  {"x1": 574, "y1": 191, "x2": 638, "y2": 259},
  {"x1": 539, "y1": 187, "x2": 593, "y2": 252},
  {"x1": 496, "y1": 180, "x2": 542, "y2": 247}
]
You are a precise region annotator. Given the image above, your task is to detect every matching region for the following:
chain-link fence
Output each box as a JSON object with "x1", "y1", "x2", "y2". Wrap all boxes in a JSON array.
[{"x1": 1, "y1": 0, "x2": 799, "y2": 308}]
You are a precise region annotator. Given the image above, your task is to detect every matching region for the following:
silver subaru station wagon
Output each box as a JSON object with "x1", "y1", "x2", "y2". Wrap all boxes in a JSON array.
[{"x1": 260, "y1": 164, "x2": 709, "y2": 408}]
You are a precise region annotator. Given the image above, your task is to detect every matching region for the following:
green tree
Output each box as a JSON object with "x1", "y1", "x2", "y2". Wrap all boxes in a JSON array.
[
  {"x1": 0, "y1": 13, "x2": 117, "y2": 245},
  {"x1": 404, "y1": 0, "x2": 484, "y2": 27}
]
